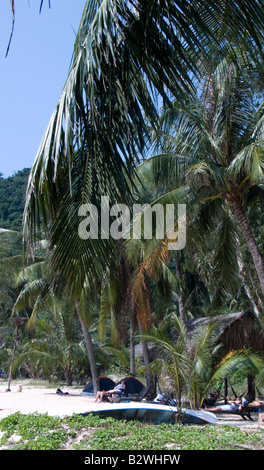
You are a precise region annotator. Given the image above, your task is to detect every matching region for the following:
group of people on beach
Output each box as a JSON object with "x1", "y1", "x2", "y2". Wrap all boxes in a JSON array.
[
  {"x1": 203, "y1": 394, "x2": 264, "y2": 414},
  {"x1": 93, "y1": 377, "x2": 264, "y2": 417},
  {"x1": 203, "y1": 396, "x2": 245, "y2": 412}
]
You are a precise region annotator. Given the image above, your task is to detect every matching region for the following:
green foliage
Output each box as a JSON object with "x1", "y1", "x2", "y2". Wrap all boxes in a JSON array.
[
  {"x1": 0, "y1": 412, "x2": 66, "y2": 450},
  {"x1": 23, "y1": 0, "x2": 264, "y2": 292},
  {"x1": 0, "y1": 169, "x2": 30, "y2": 231},
  {"x1": 0, "y1": 170, "x2": 31, "y2": 348},
  {"x1": 0, "y1": 412, "x2": 263, "y2": 450},
  {"x1": 142, "y1": 316, "x2": 264, "y2": 408},
  {"x1": 1, "y1": 1, "x2": 264, "y2": 402}
]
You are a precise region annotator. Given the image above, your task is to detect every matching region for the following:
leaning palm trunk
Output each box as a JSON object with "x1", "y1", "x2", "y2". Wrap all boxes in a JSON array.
[
  {"x1": 137, "y1": 321, "x2": 156, "y2": 397},
  {"x1": 175, "y1": 258, "x2": 186, "y2": 323},
  {"x1": 236, "y1": 237, "x2": 261, "y2": 317},
  {"x1": 7, "y1": 331, "x2": 17, "y2": 391},
  {"x1": 129, "y1": 318, "x2": 136, "y2": 376},
  {"x1": 7, "y1": 318, "x2": 26, "y2": 390},
  {"x1": 230, "y1": 196, "x2": 264, "y2": 297},
  {"x1": 75, "y1": 301, "x2": 100, "y2": 395}
]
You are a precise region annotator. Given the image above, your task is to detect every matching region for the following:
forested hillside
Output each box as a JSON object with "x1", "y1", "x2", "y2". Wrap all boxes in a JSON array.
[
  {"x1": 0, "y1": 169, "x2": 31, "y2": 365},
  {"x1": 0, "y1": 169, "x2": 30, "y2": 231}
]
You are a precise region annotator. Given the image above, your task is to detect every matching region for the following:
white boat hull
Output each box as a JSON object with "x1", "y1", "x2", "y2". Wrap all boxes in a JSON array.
[
  {"x1": 81, "y1": 402, "x2": 217, "y2": 425},
  {"x1": 181, "y1": 408, "x2": 217, "y2": 425},
  {"x1": 47, "y1": 399, "x2": 217, "y2": 425}
]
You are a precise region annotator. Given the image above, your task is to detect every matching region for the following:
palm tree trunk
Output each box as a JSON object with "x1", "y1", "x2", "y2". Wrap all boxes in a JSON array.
[
  {"x1": 237, "y1": 237, "x2": 261, "y2": 317},
  {"x1": 138, "y1": 320, "x2": 155, "y2": 398},
  {"x1": 247, "y1": 374, "x2": 255, "y2": 402},
  {"x1": 75, "y1": 300, "x2": 100, "y2": 396},
  {"x1": 7, "y1": 326, "x2": 18, "y2": 391},
  {"x1": 130, "y1": 318, "x2": 136, "y2": 376},
  {"x1": 231, "y1": 197, "x2": 264, "y2": 297},
  {"x1": 175, "y1": 258, "x2": 186, "y2": 323},
  {"x1": 7, "y1": 318, "x2": 26, "y2": 390},
  {"x1": 65, "y1": 366, "x2": 73, "y2": 386},
  {"x1": 248, "y1": 270, "x2": 264, "y2": 312}
]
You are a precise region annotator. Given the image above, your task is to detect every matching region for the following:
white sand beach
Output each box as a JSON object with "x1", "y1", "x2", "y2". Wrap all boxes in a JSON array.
[{"x1": 0, "y1": 383, "x2": 95, "y2": 419}]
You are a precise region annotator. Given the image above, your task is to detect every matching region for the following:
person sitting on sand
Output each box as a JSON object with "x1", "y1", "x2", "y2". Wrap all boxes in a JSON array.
[
  {"x1": 203, "y1": 397, "x2": 243, "y2": 412},
  {"x1": 94, "y1": 380, "x2": 126, "y2": 402}
]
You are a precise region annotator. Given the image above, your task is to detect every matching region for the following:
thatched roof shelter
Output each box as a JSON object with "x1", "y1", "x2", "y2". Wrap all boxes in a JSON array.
[
  {"x1": 135, "y1": 310, "x2": 264, "y2": 399},
  {"x1": 186, "y1": 310, "x2": 264, "y2": 353},
  {"x1": 187, "y1": 310, "x2": 264, "y2": 400},
  {"x1": 136, "y1": 310, "x2": 264, "y2": 358}
]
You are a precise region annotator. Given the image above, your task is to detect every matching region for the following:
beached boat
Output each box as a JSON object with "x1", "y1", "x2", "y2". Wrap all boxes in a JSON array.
[
  {"x1": 47, "y1": 396, "x2": 217, "y2": 425},
  {"x1": 181, "y1": 408, "x2": 217, "y2": 425},
  {"x1": 81, "y1": 402, "x2": 217, "y2": 425},
  {"x1": 85, "y1": 402, "x2": 176, "y2": 424}
]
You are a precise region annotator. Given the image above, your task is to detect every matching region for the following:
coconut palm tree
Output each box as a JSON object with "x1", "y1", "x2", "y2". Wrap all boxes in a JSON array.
[
  {"x1": 12, "y1": 255, "x2": 102, "y2": 393},
  {"x1": 22, "y1": 0, "x2": 264, "y2": 290},
  {"x1": 142, "y1": 56, "x2": 264, "y2": 304},
  {"x1": 19, "y1": 1, "x2": 264, "y2": 391},
  {"x1": 13, "y1": 304, "x2": 105, "y2": 385},
  {"x1": 0, "y1": 227, "x2": 103, "y2": 393},
  {"x1": 144, "y1": 314, "x2": 264, "y2": 410},
  {"x1": 6, "y1": 316, "x2": 26, "y2": 390},
  {"x1": 125, "y1": 149, "x2": 214, "y2": 323},
  {"x1": 13, "y1": 259, "x2": 55, "y2": 327}
]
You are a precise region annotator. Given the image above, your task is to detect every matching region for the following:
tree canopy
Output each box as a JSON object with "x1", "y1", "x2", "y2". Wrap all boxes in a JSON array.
[
  {"x1": 0, "y1": 169, "x2": 30, "y2": 232},
  {"x1": 1, "y1": 1, "x2": 264, "y2": 398}
]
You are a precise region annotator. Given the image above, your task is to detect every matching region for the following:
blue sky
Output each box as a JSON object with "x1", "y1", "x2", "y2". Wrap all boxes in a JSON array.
[{"x1": 0, "y1": 0, "x2": 86, "y2": 178}]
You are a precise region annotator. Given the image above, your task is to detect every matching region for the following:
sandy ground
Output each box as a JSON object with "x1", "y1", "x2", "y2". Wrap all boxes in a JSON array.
[
  {"x1": 0, "y1": 383, "x2": 98, "y2": 419},
  {"x1": 0, "y1": 382, "x2": 263, "y2": 429}
]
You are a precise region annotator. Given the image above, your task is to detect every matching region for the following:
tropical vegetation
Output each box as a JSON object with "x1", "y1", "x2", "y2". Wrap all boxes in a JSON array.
[
  {"x1": 0, "y1": 169, "x2": 30, "y2": 231},
  {"x1": 1, "y1": 0, "x2": 264, "y2": 412},
  {"x1": 0, "y1": 410, "x2": 264, "y2": 450}
]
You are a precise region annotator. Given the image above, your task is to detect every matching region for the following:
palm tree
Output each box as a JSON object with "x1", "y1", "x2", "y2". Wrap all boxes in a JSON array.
[
  {"x1": 144, "y1": 314, "x2": 264, "y2": 410},
  {"x1": 6, "y1": 316, "x2": 26, "y2": 390},
  {"x1": 126, "y1": 151, "x2": 213, "y2": 322},
  {"x1": 22, "y1": 0, "x2": 264, "y2": 289},
  {"x1": 144, "y1": 316, "x2": 190, "y2": 410},
  {"x1": 74, "y1": 289, "x2": 101, "y2": 394},
  {"x1": 144, "y1": 56, "x2": 264, "y2": 303},
  {"x1": 19, "y1": 1, "x2": 264, "y2": 392},
  {"x1": 14, "y1": 304, "x2": 97, "y2": 385},
  {"x1": 12, "y1": 255, "x2": 102, "y2": 393},
  {"x1": 0, "y1": 227, "x2": 102, "y2": 395},
  {"x1": 13, "y1": 259, "x2": 55, "y2": 327},
  {"x1": 97, "y1": 240, "x2": 157, "y2": 391}
]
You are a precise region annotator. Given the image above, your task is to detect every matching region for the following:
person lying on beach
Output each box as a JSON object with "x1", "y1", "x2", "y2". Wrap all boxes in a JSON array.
[
  {"x1": 94, "y1": 380, "x2": 126, "y2": 402},
  {"x1": 203, "y1": 397, "x2": 244, "y2": 412}
]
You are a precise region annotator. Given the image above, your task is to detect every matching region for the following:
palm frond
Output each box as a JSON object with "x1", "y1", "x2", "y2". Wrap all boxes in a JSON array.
[
  {"x1": 0, "y1": 228, "x2": 21, "y2": 243},
  {"x1": 211, "y1": 205, "x2": 240, "y2": 306},
  {"x1": 228, "y1": 143, "x2": 264, "y2": 181},
  {"x1": 208, "y1": 350, "x2": 264, "y2": 390},
  {"x1": 15, "y1": 260, "x2": 47, "y2": 287},
  {"x1": 12, "y1": 279, "x2": 45, "y2": 313},
  {"x1": 22, "y1": 0, "x2": 264, "y2": 292}
]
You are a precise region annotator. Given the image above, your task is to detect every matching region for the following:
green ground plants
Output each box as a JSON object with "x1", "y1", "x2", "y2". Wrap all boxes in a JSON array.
[{"x1": 0, "y1": 412, "x2": 264, "y2": 451}]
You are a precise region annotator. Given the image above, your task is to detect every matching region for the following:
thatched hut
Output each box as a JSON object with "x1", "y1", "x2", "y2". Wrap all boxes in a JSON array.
[
  {"x1": 187, "y1": 310, "x2": 264, "y2": 400},
  {"x1": 187, "y1": 310, "x2": 264, "y2": 353},
  {"x1": 136, "y1": 310, "x2": 264, "y2": 399}
]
